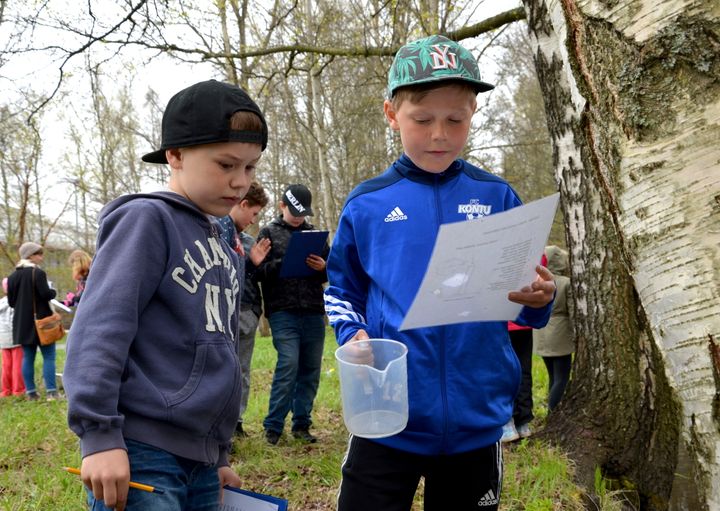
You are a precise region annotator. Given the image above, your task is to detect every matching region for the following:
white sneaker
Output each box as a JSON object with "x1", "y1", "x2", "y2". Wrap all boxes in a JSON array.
[
  {"x1": 516, "y1": 422, "x2": 532, "y2": 439},
  {"x1": 501, "y1": 419, "x2": 519, "y2": 443}
]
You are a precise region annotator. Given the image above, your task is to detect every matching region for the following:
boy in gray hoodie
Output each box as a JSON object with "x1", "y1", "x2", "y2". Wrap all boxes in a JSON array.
[{"x1": 65, "y1": 80, "x2": 268, "y2": 511}]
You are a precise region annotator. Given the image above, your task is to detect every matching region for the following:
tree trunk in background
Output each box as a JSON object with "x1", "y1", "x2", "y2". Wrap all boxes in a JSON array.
[
  {"x1": 523, "y1": 0, "x2": 720, "y2": 509},
  {"x1": 304, "y1": 0, "x2": 334, "y2": 234}
]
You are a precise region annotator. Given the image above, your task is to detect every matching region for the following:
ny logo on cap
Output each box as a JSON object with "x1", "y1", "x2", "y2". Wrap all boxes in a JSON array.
[{"x1": 430, "y1": 44, "x2": 457, "y2": 70}]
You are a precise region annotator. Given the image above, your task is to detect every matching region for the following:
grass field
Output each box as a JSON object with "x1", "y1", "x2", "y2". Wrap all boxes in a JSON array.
[{"x1": 0, "y1": 329, "x2": 603, "y2": 510}]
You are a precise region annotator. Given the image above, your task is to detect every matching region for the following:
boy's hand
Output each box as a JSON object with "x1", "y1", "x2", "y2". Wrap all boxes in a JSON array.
[
  {"x1": 508, "y1": 265, "x2": 556, "y2": 308},
  {"x1": 305, "y1": 254, "x2": 326, "y2": 271},
  {"x1": 350, "y1": 329, "x2": 370, "y2": 342},
  {"x1": 81, "y1": 448, "x2": 130, "y2": 511},
  {"x1": 218, "y1": 466, "x2": 242, "y2": 501},
  {"x1": 249, "y1": 238, "x2": 271, "y2": 266},
  {"x1": 344, "y1": 329, "x2": 374, "y2": 366}
]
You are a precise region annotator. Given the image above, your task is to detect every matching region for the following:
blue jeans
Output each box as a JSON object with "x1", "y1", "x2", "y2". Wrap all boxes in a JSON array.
[
  {"x1": 22, "y1": 343, "x2": 56, "y2": 394},
  {"x1": 263, "y1": 311, "x2": 325, "y2": 433},
  {"x1": 88, "y1": 439, "x2": 219, "y2": 511}
]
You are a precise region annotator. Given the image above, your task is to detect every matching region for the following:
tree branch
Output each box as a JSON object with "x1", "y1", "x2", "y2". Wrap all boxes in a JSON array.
[
  {"x1": 98, "y1": 7, "x2": 527, "y2": 60},
  {"x1": 28, "y1": 0, "x2": 149, "y2": 120}
]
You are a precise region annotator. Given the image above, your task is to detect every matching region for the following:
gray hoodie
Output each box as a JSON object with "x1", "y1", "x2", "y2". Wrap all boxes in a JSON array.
[{"x1": 65, "y1": 192, "x2": 242, "y2": 467}]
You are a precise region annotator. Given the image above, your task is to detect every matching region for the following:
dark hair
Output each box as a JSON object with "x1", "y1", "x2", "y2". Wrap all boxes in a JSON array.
[
  {"x1": 391, "y1": 80, "x2": 477, "y2": 109},
  {"x1": 243, "y1": 180, "x2": 269, "y2": 208}
]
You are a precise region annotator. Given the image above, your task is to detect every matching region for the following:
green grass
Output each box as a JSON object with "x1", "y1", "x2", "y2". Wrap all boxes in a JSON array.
[{"x1": 0, "y1": 331, "x2": 602, "y2": 510}]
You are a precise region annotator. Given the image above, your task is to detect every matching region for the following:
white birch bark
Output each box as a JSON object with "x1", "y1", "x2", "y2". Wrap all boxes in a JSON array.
[
  {"x1": 622, "y1": 90, "x2": 720, "y2": 510},
  {"x1": 305, "y1": 0, "x2": 334, "y2": 233},
  {"x1": 526, "y1": 0, "x2": 720, "y2": 507}
]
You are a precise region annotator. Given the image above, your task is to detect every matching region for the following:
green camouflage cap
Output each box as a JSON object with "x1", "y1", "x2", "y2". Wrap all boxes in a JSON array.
[{"x1": 387, "y1": 35, "x2": 494, "y2": 98}]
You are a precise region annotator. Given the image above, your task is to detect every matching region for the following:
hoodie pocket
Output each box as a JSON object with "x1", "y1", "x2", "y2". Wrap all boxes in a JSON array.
[{"x1": 164, "y1": 338, "x2": 241, "y2": 434}]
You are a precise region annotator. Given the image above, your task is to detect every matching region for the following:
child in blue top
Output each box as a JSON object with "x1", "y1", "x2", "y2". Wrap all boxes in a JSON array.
[
  {"x1": 218, "y1": 180, "x2": 272, "y2": 437},
  {"x1": 324, "y1": 35, "x2": 557, "y2": 511},
  {"x1": 64, "y1": 79, "x2": 268, "y2": 511}
]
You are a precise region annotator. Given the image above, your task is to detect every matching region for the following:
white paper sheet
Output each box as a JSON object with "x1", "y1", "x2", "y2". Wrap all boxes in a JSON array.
[
  {"x1": 219, "y1": 487, "x2": 287, "y2": 511},
  {"x1": 51, "y1": 299, "x2": 72, "y2": 313},
  {"x1": 399, "y1": 193, "x2": 559, "y2": 330}
]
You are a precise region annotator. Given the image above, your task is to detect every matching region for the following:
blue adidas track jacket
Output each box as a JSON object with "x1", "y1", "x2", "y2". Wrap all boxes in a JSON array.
[{"x1": 324, "y1": 154, "x2": 552, "y2": 455}]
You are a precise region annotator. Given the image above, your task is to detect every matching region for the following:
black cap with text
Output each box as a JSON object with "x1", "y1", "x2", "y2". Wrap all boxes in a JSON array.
[{"x1": 282, "y1": 184, "x2": 314, "y2": 217}]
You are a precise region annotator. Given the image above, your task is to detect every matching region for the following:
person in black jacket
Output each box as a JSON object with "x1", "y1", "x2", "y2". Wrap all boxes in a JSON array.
[
  {"x1": 256, "y1": 184, "x2": 329, "y2": 445},
  {"x1": 6, "y1": 242, "x2": 59, "y2": 401}
]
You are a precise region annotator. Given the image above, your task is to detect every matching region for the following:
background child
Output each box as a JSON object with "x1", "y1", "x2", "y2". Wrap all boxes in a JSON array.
[
  {"x1": 218, "y1": 180, "x2": 272, "y2": 437},
  {"x1": 324, "y1": 35, "x2": 556, "y2": 510},
  {"x1": 64, "y1": 79, "x2": 268, "y2": 511},
  {"x1": 256, "y1": 184, "x2": 329, "y2": 445},
  {"x1": 502, "y1": 320, "x2": 534, "y2": 442},
  {"x1": 63, "y1": 249, "x2": 92, "y2": 307},
  {"x1": 1, "y1": 276, "x2": 25, "y2": 397},
  {"x1": 534, "y1": 245, "x2": 573, "y2": 411}
]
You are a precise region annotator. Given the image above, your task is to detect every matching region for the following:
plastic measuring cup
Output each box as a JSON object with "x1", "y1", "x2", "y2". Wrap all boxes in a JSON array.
[{"x1": 335, "y1": 338, "x2": 408, "y2": 438}]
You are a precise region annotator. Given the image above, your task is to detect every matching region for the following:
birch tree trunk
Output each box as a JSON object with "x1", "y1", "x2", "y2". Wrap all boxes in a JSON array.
[
  {"x1": 523, "y1": 0, "x2": 720, "y2": 509},
  {"x1": 304, "y1": 0, "x2": 334, "y2": 233}
]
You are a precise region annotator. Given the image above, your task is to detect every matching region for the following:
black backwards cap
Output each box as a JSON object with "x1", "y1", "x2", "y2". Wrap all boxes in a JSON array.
[{"x1": 142, "y1": 80, "x2": 268, "y2": 164}]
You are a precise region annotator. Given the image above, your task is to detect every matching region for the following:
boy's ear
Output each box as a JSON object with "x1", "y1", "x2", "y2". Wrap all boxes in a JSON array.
[
  {"x1": 166, "y1": 148, "x2": 183, "y2": 170},
  {"x1": 383, "y1": 100, "x2": 400, "y2": 131}
]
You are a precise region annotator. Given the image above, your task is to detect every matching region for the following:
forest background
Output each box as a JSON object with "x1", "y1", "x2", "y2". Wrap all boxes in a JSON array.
[
  {"x1": 2, "y1": 1, "x2": 719, "y2": 510},
  {"x1": 0, "y1": 0, "x2": 561, "y2": 293}
]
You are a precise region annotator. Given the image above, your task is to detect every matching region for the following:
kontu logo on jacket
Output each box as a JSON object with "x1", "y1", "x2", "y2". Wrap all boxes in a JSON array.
[
  {"x1": 384, "y1": 207, "x2": 408, "y2": 222},
  {"x1": 458, "y1": 199, "x2": 491, "y2": 220}
]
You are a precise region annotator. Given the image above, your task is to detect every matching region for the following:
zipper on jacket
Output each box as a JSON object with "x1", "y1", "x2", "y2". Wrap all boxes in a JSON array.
[
  {"x1": 210, "y1": 222, "x2": 233, "y2": 342},
  {"x1": 433, "y1": 175, "x2": 451, "y2": 453}
]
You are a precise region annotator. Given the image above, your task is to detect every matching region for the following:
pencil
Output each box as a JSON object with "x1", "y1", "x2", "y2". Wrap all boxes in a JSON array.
[{"x1": 63, "y1": 467, "x2": 165, "y2": 494}]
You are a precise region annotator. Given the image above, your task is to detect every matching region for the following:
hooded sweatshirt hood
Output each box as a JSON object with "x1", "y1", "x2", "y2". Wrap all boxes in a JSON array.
[{"x1": 544, "y1": 245, "x2": 568, "y2": 277}]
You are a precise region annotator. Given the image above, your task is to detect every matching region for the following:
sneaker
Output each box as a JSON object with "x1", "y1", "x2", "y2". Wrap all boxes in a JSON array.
[
  {"x1": 235, "y1": 422, "x2": 249, "y2": 438},
  {"x1": 26, "y1": 392, "x2": 40, "y2": 401},
  {"x1": 265, "y1": 429, "x2": 281, "y2": 445},
  {"x1": 46, "y1": 390, "x2": 64, "y2": 402},
  {"x1": 517, "y1": 422, "x2": 532, "y2": 439},
  {"x1": 292, "y1": 429, "x2": 317, "y2": 444},
  {"x1": 501, "y1": 419, "x2": 519, "y2": 443}
]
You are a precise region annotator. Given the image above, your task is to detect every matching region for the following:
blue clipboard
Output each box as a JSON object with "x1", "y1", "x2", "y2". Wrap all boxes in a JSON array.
[
  {"x1": 278, "y1": 230, "x2": 328, "y2": 279},
  {"x1": 221, "y1": 485, "x2": 288, "y2": 510}
]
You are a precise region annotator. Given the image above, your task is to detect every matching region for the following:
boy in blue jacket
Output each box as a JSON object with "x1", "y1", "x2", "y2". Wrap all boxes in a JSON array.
[
  {"x1": 64, "y1": 80, "x2": 268, "y2": 511},
  {"x1": 324, "y1": 35, "x2": 556, "y2": 511}
]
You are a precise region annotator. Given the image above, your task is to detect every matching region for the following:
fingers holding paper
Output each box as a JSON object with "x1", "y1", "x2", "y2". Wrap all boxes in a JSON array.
[
  {"x1": 218, "y1": 466, "x2": 242, "y2": 502},
  {"x1": 508, "y1": 264, "x2": 556, "y2": 308}
]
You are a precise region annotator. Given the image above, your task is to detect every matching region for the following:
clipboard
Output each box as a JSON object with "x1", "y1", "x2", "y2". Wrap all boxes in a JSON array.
[
  {"x1": 278, "y1": 230, "x2": 328, "y2": 278},
  {"x1": 220, "y1": 486, "x2": 288, "y2": 511}
]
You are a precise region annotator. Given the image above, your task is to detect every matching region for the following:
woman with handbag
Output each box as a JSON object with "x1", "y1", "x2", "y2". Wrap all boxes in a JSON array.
[{"x1": 6, "y1": 242, "x2": 60, "y2": 401}]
